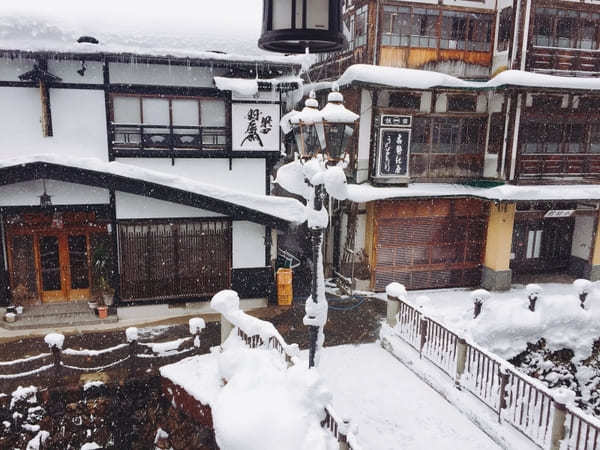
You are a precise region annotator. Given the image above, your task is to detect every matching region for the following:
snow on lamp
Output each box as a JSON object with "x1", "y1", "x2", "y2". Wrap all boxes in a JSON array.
[
  {"x1": 289, "y1": 91, "x2": 325, "y2": 160},
  {"x1": 320, "y1": 85, "x2": 359, "y2": 163},
  {"x1": 259, "y1": 0, "x2": 346, "y2": 53}
]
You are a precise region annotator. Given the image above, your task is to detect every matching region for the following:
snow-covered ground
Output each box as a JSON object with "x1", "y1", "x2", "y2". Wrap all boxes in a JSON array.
[{"x1": 315, "y1": 344, "x2": 500, "y2": 450}]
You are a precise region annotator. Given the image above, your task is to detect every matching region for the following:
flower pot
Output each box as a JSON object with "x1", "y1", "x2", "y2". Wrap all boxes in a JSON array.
[
  {"x1": 97, "y1": 306, "x2": 108, "y2": 319},
  {"x1": 15, "y1": 306, "x2": 23, "y2": 315},
  {"x1": 4, "y1": 312, "x2": 16, "y2": 323},
  {"x1": 88, "y1": 301, "x2": 98, "y2": 310}
]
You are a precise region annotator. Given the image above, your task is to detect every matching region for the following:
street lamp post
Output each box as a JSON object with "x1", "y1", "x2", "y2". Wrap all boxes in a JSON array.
[{"x1": 285, "y1": 87, "x2": 359, "y2": 368}]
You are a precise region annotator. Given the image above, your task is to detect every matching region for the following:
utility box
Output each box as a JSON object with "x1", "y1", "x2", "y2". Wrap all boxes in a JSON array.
[{"x1": 276, "y1": 268, "x2": 293, "y2": 306}]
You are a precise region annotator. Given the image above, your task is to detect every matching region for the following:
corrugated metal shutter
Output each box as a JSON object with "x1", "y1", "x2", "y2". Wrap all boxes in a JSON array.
[{"x1": 373, "y1": 200, "x2": 486, "y2": 291}]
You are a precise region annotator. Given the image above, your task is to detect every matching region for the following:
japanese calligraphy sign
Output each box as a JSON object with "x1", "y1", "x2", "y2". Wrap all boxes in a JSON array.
[
  {"x1": 232, "y1": 103, "x2": 280, "y2": 151},
  {"x1": 375, "y1": 115, "x2": 412, "y2": 180}
]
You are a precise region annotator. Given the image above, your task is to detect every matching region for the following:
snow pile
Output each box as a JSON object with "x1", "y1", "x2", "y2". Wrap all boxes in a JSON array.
[
  {"x1": 43, "y1": 333, "x2": 64, "y2": 349},
  {"x1": 83, "y1": 381, "x2": 104, "y2": 391},
  {"x1": 189, "y1": 317, "x2": 206, "y2": 348},
  {"x1": 125, "y1": 327, "x2": 138, "y2": 343},
  {"x1": 146, "y1": 337, "x2": 189, "y2": 355},
  {"x1": 214, "y1": 77, "x2": 259, "y2": 97},
  {"x1": 161, "y1": 333, "x2": 337, "y2": 450},
  {"x1": 10, "y1": 386, "x2": 37, "y2": 409},
  {"x1": 25, "y1": 430, "x2": 49, "y2": 450},
  {"x1": 80, "y1": 443, "x2": 101, "y2": 450}
]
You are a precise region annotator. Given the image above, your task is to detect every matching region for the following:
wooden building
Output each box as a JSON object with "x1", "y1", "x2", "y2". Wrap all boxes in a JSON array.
[
  {"x1": 0, "y1": 20, "x2": 305, "y2": 311},
  {"x1": 299, "y1": 0, "x2": 600, "y2": 291}
]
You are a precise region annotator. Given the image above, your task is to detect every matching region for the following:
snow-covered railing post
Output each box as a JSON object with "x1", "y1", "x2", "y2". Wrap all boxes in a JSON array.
[
  {"x1": 549, "y1": 388, "x2": 575, "y2": 450},
  {"x1": 497, "y1": 366, "x2": 510, "y2": 423},
  {"x1": 454, "y1": 337, "x2": 467, "y2": 388},
  {"x1": 189, "y1": 318, "x2": 206, "y2": 355},
  {"x1": 574, "y1": 279, "x2": 592, "y2": 309},
  {"x1": 44, "y1": 333, "x2": 64, "y2": 380},
  {"x1": 419, "y1": 317, "x2": 428, "y2": 359},
  {"x1": 471, "y1": 289, "x2": 490, "y2": 319},
  {"x1": 385, "y1": 283, "x2": 407, "y2": 328},
  {"x1": 526, "y1": 283, "x2": 542, "y2": 312},
  {"x1": 126, "y1": 327, "x2": 138, "y2": 376}
]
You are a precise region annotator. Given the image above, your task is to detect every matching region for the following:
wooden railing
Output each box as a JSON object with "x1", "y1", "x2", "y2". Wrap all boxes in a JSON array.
[
  {"x1": 385, "y1": 293, "x2": 600, "y2": 450},
  {"x1": 528, "y1": 47, "x2": 600, "y2": 75},
  {"x1": 519, "y1": 153, "x2": 600, "y2": 179},
  {"x1": 111, "y1": 123, "x2": 227, "y2": 152},
  {"x1": 220, "y1": 309, "x2": 361, "y2": 450}
]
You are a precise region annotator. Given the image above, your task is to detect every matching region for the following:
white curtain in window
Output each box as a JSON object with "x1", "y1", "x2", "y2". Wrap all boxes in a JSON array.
[
  {"x1": 201, "y1": 100, "x2": 226, "y2": 127},
  {"x1": 113, "y1": 97, "x2": 140, "y2": 124}
]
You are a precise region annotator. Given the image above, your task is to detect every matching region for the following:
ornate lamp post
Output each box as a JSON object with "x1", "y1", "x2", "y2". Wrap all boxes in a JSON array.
[
  {"x1": 286, "y1": 87, "x2": 358, "y2": 368},
  {"x1": 259, "y1": 0, "x2": 347, "y2": 53}
]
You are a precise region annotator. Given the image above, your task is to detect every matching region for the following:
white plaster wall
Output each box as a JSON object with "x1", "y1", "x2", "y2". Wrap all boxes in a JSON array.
[
  {"x1": 490, "y1": 93, "x2": 504, "y2": 113},
  {"x1": 115, "y1": 158, "x2": 266, "y2": 195},
  {"x1": 571, "y1": 215, "x2": 594, "y2": 260},
  {"x1": 0, "y1": 87, "x2": 108, "y2": 160},
  {"x1": 435, "y1": 94, "x2": 448, "y2": 113},
  {"x1": 476, "y1": 94, "x2": 488, "y2": 113},
  {"x1": 420, "y1": 92, "x2": 432, "y2": 113},
  {"x1": 109, "y1": 62, "x2": 222, "y2": 87},
  {"x1": 115, "y1": 192, "x2": 225, "y2": 219},
  {"x1": 0, "y1": 180, "x2": 109, "y2": 206},
  {"x1": 357, "y1": 89, "x2": 373, "y2": 183},
  {"x1": 232, "y1": 221, "x2": 266, "y2": 268}
]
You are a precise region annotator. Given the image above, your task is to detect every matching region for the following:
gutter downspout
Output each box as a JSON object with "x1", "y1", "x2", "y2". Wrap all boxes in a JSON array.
[{"x1": 372, "y1": 0, "x2": 380, "y2": 65}]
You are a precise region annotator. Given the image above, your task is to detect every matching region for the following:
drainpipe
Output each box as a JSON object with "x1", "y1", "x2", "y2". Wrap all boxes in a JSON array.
[{"x1": 372, "y1": 0, "x2": 380, "y2": 65}]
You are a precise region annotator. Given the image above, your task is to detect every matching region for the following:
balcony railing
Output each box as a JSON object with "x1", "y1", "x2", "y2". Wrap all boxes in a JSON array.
[
  {"x1": 111, "y1": 123, "x2": 227, "y2": 153},
  {"x1": 518, "y1": 153, "x2": 600, "y2": 179}
]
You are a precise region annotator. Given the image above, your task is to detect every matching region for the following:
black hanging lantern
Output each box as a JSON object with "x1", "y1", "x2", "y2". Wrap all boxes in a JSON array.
[
  {"x1": 289, "y1": 92, "x2": 325, "y2": 159},
  {"x1": 259, "y1": 0, "x2": 347, "y2": 53},
  {"x1": 320, "y1": 86, "x2": 358, "y2": 162}
]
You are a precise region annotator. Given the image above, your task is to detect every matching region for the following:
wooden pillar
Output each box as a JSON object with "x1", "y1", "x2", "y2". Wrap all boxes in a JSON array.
[
  {"x1": 39, "y1": 80, "x2": 53, "y2": 137},
  {"x1": 482, "y1": 202, "x2": 516, "y2": 291},
  {"x1": 589, "y1": 211, "x2": 600, "y2": 281}
]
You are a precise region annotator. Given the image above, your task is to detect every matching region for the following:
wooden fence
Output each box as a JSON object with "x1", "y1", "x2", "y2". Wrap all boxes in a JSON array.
[
  {"x1": 386, "y1": 293, "x2": 600, "y2": 450},
  {"x1": 0, "y1": 322, "x2": 205, "y2": 392}
]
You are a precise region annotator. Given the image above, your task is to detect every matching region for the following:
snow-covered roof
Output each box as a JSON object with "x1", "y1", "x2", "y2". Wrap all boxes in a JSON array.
[
  {"x1": 214, "y1": 76, "x2": 303, "y2": 97},
  {"x1": 0, "y1": 0, "x2": 306, "y2": 67},
  {"x1": 310, "y1": 65, "x2": 600, "y2": 93},
  {"x1": 0, "y1": 154, "x2": 307, "y2": 227},
  {"x1": 346, "y1": 182, "x2": 600, "y2": 203}
]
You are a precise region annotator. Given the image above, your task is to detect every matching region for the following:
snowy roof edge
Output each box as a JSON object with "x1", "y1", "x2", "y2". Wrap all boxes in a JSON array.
[
  {"x1": 306, "y1": 65, "x2": 600, "y2": 93},
  {"x1": 0, "y1": 155, "x2": 307, "y2": 227}
]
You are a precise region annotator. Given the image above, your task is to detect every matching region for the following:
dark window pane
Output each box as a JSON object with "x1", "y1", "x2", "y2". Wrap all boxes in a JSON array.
[
  {"x1": 69, "y1": 235, "x2": 90, "y2": 290},
  {"x1": 389, "y1": 93, "x2": 421, "y2": 109},
  {"x1": 448, "y1": 95, "x2": 477, "y2": 112},
  {"x1": 40, "y1": 236, "x2": 61, "y2": 291}
]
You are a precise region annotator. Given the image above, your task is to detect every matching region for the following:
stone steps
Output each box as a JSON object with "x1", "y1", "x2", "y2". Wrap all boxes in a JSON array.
[{"x1": 2, "y1": 302, "x2": 118, "y2": 330}]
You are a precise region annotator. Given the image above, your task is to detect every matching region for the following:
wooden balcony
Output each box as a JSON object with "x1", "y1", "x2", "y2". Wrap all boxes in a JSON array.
[
  {"x1": 528, "y1": 46, "x2": 600, "y2": 75},
  {"x1": 111, "y1": 123, "x2": 227, "y2": 155},
  {"x1": 518, "y1": 153, "x2": 600, "y2": 179}
]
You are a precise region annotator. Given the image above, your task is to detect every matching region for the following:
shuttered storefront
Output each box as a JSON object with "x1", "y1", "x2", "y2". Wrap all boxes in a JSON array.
[
  {"x1": 372, "y1": 199, "x2": 487, "y2": 291},
  {"x1": 119, "y1": 219, "x2": 231, "y2": 301}
]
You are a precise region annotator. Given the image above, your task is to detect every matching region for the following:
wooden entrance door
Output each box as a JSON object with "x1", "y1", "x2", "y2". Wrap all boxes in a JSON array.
[{"x1": 37, "y1": 232, "x2": 92, "y2": 303}]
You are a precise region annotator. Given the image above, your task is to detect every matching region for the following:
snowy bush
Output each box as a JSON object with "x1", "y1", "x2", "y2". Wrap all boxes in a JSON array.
[
  {"x1": 189, "y1": 317, "x2": 206, "y2": 335},
  {"x1": 574, "y1": 279, "x2": 593, "y2": 309},
  {"x1": 211, "y1": 290, "x2": 240, "y2": 315},
  {"x1": 526, "y1": 283, "x2": 543, "y2": 312}
]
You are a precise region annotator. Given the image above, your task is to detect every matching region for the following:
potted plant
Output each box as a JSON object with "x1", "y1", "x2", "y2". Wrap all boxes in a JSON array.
[
  {"x1": 92, "y1": 237, "x2": 114, "y2": 309},
  {"x1": 98, "y1": 276, "x2": 115, "y2": 307},
  {"x1": 96, "y1": 295, "x2": 109, "y2": 319}
]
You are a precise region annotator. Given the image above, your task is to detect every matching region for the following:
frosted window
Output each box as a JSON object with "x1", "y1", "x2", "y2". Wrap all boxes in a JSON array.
[
  {"x1": 113, "y1": 97, "x2": 140, "y2": 124},
  {"x1": 307, "y1": 0, "x2": 329, "y2": 29},
  {"x1": 295, "y1": 1, "x2": 304, "y2": 28},
  {"x1": 534, "y1": 230, "x2": 543, "y2": 258},
  {"x1": 201, "y1": 100, "x2": 226, "y2": 127},
  {"x1": 273, "y1": 0, "x2": 293, "y2": 30},
  {"x1": 172, "y1": 100, "x2": 199, "y2": 126},
  {"x1": 142, "y1": 98, "x2": 169, "y2": 125},
  {"x1": 526, "y1": 230, "x2": 535, "y2": 259}
]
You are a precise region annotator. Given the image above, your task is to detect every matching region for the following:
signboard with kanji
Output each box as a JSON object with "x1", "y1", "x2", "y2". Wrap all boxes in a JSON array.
[
  {"x1": 376, "y1": 128, "x2": 411, "y2": 178},
  {"x1": 232, "y1": 103, "x2": 280, "y2": 151}
]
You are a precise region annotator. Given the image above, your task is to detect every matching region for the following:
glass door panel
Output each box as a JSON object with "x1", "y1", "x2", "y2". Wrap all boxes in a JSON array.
[
  {"x1": 68, "y1": 234, "x2": 91, "y2": 301},
  {"x1": 39, "y1": 235, "x2": 64, "y2": 302}
]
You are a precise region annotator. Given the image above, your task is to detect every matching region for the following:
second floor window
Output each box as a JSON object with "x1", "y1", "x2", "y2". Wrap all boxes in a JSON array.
[
  {"x1": 497, "y1": 7, "x2": 513, "y2": 52},
  {"x1": 533, "y1": 8, "x2": 600, "y2": 50},
  {"x1": 346, "y1": 5, "x2": 368, "y2": 50},
  {"x1": 111, "y1": 95, "x2": 227, "y2": 152},
  {"x1": 381, "y1": 6, "x2": 493, "y2": 52}
]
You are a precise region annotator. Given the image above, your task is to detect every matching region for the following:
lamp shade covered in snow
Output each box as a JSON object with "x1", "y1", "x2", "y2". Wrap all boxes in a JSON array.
[
  {"x1": 289, "y1": 92, "x2": 326, "y2": 159},
  {"x1": 259, "y1": 0, "x2": 346, "y2": 53},
  {"x1": 320, "y1": 86, "x2": 359, "y2": 163}
]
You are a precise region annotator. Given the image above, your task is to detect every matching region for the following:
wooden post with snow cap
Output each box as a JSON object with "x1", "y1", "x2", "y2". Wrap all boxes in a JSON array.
[
  {"x1": 189, "y1": 317, "x2": 206, "y2": 355},
  {"x1": 385, "y1": 282, "x2": 407, "y2": 328},
  {"x1": 44, "y1": 333, "x2": 64, "y2": 379},
  {"x1": 126, "y1": 327, "x2": 138, "y2": 376},
  {"x1": 454, "y1": 337, "x2": 468, "y2": 388},
  {"x1": 497, "y1": 365, "x2": 510, "y2": 423},
  {"x1": 549, "y1": 388, "x2": 575, "y2": 450},
  {"x1": 210, "y1": 290, "x2": 240, "y2": 345},
  {"x1": 471, "y1": 289, "x2": 490, "y2": 319}
]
